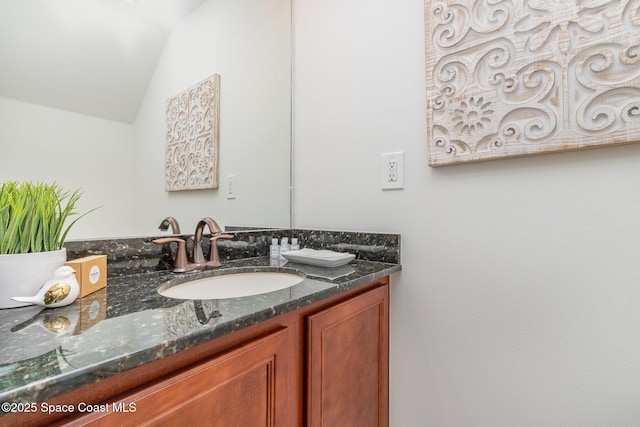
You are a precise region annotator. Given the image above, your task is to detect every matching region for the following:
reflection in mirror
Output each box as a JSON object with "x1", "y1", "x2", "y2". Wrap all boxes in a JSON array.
[{"x1": 0, "y1": 0, "x2": 292, "y2": 239}]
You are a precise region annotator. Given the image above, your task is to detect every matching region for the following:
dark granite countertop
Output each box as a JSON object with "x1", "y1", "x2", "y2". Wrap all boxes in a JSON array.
[{"x1": 0, "y1": 229, "x2": 400, "y2": 409}]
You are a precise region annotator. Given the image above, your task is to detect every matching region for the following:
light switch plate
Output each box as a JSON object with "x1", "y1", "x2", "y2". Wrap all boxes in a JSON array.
[{"x1": 226, "y1": 175, "x2": 236, "y2": 199}]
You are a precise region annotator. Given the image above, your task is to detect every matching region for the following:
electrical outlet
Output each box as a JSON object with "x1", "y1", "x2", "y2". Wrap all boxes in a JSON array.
[
  {"x1": 381, "y1": 152, "x2": 404, "y2": 190},
  {"x1": 226, "y1": 175, "x2": 236, "y2": 199},
  {"x1": 388, "y1": 159, "x2": 398, "y2": 182}
]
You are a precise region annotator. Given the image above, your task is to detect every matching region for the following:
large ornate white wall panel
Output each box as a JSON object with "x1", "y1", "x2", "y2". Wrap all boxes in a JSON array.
[
  {"x1": 425, "y1": 0, "x2": 640, "y2": 166},
  {"x1": 165, "y1": 74, "x2": 220, "y2": 190}
]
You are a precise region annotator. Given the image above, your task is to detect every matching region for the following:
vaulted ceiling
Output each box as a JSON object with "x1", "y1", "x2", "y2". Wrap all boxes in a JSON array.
[{"x1": 0, "y1": 0, "x2": 206, "y2": 123}]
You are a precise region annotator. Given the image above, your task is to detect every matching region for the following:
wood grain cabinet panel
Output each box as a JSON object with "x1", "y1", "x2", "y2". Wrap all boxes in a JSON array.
[
  {"x1": 70, "y1": 327, "x2": 292, "y2": 427},
  {"x1": 306, "y1": 285, "x2": 389, "y2": 427}
]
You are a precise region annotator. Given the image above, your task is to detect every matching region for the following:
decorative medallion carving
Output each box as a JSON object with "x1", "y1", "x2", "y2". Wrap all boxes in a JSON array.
[
  {"x1": 165, "y1": 74, "x2": 220, "y2": 190},
  {"x1": 426, "y1": 0, "x2": 640, "y2": 166}
]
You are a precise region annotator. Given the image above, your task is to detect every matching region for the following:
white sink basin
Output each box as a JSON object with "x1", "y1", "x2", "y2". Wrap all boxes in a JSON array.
[{"x1": 159, "y1": 271, "x2": 304, "y2": 300}]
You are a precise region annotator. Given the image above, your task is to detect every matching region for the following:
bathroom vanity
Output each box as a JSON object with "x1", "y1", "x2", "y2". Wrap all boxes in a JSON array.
[{"x1": 0, "y1": 230, "x2": 400, "y2": 426}]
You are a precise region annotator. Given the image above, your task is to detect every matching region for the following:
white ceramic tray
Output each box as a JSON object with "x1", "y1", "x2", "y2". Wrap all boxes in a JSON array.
[{"x1": 282, "y1": 248, "x2": 355, "y2": 267}]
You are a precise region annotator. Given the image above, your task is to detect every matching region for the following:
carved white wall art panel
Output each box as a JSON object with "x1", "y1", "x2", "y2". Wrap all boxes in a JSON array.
[
  {"x1": 425, "y1": 1, "x2": 640, "y2": 166},
  {"x1": 165, "y1": 74, "x2": 220, "y2": 190}
]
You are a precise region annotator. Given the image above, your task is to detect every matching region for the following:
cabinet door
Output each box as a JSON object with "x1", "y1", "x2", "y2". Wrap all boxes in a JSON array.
[
  {"x1": 71, "y1": 327, "x2": 293, "y2": 427},
  {"x1": 306, "y1": 285, "x2": 389, "y2": 427}
]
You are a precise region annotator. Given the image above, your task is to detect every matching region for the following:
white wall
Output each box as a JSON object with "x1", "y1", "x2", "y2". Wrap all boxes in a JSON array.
[
  {"x1": 293, "y1": 1, "x2": 640, "y2": 425},
  {"x1": 0, "y1": 96, "x2": 135, "y2": 238},
  {"x1": 132, "y1": 0, "x2": 292, "y2": 235}
]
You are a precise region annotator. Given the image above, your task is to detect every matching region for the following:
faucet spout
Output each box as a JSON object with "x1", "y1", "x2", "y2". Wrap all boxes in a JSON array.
[
  {"x1": 158, "y1": 216, "x2": 181, "y2": 234},
  {"x1": 193, "y1": 217, "x2": 223, "y2": 265}
]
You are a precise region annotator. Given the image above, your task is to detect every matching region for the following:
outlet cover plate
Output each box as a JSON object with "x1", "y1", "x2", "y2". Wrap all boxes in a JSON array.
[{"x1": 381, "y1": 152, "x2": 404, "y2": 190}]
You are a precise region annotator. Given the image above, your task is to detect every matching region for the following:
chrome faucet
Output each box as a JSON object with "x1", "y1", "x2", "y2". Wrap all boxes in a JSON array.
[
  {"x1": 192, "y1": 217, "x2": 224, "y2": 266},
  {"x1": 158, "y1": 216, "x2": 181, "y2": 234}
]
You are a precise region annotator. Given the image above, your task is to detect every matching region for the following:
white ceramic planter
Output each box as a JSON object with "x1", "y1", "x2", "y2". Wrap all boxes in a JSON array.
[{"x1": 0, "y1": 248, "x2": 67, "y2": 309}]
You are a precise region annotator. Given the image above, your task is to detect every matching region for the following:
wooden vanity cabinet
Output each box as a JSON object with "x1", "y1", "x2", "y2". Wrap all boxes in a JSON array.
[
  {"x1": 36, "y1": 278, "x2": 389, "y2": 427},
  {"x1": 306, "y1": 284, "x2": 389, "y2": 427}
]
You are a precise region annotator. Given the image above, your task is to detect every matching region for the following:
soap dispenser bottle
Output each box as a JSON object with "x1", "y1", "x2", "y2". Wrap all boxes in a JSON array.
[
  {"x1": 270, "y1": 238, "x2": 280, "y2": 260},
  {"x1": 280, "y1": 237, "x2": 290, "y2": 260},
  {"x1": 290, "y1": 237, "x2": 300, "y2": 251}
]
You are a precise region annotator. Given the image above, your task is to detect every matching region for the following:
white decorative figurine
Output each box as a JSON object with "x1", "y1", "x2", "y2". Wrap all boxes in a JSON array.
[{"x1": 12, "y1": 266, "x2": 79, "y2": 308}]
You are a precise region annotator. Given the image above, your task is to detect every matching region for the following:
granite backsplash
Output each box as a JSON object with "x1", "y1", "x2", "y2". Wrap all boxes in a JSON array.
[{"x1": 64, "y1": 229, "x2": 400, "y2": 277}]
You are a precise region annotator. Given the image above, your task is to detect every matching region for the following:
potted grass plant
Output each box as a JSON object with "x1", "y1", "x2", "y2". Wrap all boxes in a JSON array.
[{"x1": 0, "y1": 181, "x2": 90, "y2": 309}]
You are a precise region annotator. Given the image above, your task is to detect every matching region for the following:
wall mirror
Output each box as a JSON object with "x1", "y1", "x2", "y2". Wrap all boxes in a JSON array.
[{"x1": 0, "y1": 0, "x2": 292, "y2": 239}]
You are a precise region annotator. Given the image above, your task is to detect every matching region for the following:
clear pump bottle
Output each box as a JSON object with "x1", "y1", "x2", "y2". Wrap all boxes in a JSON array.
[
  {"x1": 290, "y1": 237, "x2": 300, "y2": 251},
  {"x1": 270, "y1": 238, "x2": 280, "y2": 260},
  {"x1": 280, "y1": 237, "x2": 289, "y2": 256}
]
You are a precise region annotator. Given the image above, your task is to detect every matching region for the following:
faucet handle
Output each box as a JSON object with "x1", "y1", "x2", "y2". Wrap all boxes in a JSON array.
[
  {"x1": 205, "y1": 234, "x2": 234, "y2": 268},
  {"x1": 153, "y1": 238, "x2": 196, "y2": 273}
]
